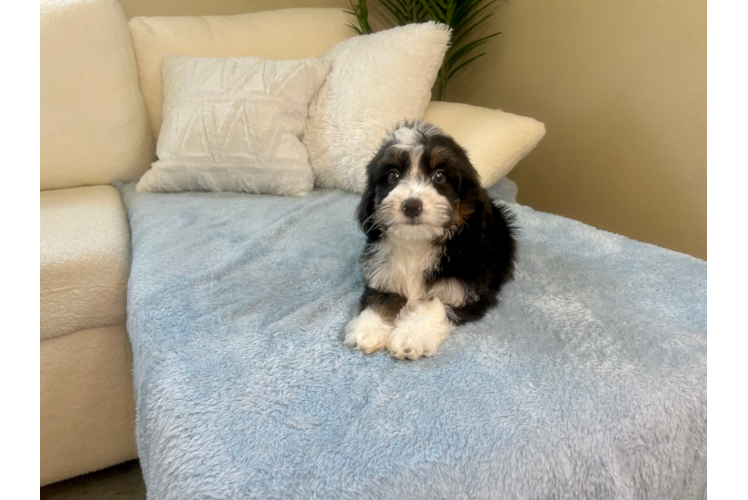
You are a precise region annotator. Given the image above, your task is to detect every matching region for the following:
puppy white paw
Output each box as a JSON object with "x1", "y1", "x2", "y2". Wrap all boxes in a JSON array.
[
  {"x1": 387, "y1": 299, "x2": 455, "y2": 360},
  {"x1": 387, "y1": 330, "x2": 433, "y2": 360},
  {"x1": 344, "y1": 307, "x2": 393, "y2": 354}
]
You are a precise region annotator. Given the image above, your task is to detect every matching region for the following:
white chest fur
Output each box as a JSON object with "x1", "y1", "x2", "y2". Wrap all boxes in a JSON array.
[{"x1": 362, "y1": 236, "x2": 442, "y2": 301}]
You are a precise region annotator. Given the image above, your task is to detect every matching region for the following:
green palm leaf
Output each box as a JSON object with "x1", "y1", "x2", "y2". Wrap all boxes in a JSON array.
[
  {"x1": 445, "y1": 32, "x2": 500, "y2": 70},
  {"x1": 417, "y1": 0, "x2": 441, "y2": 22},
  {"x1": 347, "y1": 0, "x2": 502, "y2": 99},
  {"x1": 381, "y1": 0, "x2": 426, "y2": 24},
  {"x1": 448, "y1": 51, "x2": 486, "y2": 79},
  {"x1": 452, "y1": 12, "x2": 493, "y2": 47},
  {"x1": 346, "y1": 0, "x2": 372, "y2": 34},
  {"x1": 452, "y1": 0, "x2": 497, "y2": 40}
]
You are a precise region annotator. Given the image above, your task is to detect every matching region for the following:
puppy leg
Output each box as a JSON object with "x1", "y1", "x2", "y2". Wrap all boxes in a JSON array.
[
  {"x1": 345, "y1": 289, "x2": 406, "y2": 354},
  {"x1": 387, "y1": 298, "x2": 455, "y2": 360}
]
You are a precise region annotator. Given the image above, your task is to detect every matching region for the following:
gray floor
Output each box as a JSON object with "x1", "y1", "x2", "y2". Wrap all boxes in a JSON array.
[{"x1": 40, "y1": 461, "x2": 146, "y2": 500}]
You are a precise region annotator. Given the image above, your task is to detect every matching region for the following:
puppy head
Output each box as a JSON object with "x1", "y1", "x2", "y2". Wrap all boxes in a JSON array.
[{"x1": 357, "y1": 120, "x2": 482, "y2": 241}]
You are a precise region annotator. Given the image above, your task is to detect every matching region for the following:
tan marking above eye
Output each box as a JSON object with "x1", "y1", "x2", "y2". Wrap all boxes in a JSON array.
[
  {"x1": 383, "y1": 148, "x2": 410, "y2": 165},
  {"x1": 429, "y1": 146, "x2": 456, "y2": 167}
]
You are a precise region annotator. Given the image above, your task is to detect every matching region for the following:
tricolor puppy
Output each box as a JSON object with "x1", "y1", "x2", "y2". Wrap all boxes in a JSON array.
[{"x1": 345, "y1": 120, "x2": 517, "y2": 360}]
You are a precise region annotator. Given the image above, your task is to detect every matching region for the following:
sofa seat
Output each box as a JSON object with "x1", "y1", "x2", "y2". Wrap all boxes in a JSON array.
[
  {"x1": 40, "y1": 185, "x2": 131, "y2": 341},
  {"x1": 40, "y1": 185, "x2": 137, "y2": 485},
  {"x1": 40, "y1": 325, "x2": 138, "y2": 486}
]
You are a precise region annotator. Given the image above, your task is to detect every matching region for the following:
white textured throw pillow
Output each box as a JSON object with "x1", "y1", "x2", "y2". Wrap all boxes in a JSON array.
[
  {"x1": 136, "y1": 55, "x2": 331, "y2": 196},
  {"x1": 303, "y1": 22, "x2": 451, "y2": 193}
]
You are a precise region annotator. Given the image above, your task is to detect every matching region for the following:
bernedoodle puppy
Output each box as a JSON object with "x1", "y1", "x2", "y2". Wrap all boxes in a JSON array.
[{"x1": 345, "y1": 120, "x2": 517, "y2": 360}]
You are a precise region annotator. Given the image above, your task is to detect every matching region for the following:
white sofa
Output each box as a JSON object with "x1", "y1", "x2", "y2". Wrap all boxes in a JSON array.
[{"x1": 40, "y1": 0, "x2": 529, "y2": 485}]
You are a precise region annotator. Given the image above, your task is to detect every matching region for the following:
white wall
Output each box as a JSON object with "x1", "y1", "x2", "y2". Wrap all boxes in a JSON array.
[
  {"x1": 706, "y1": 261, "x2": 720, "y2": 500},
  {"x1": 706, "y1": 365, "x2": 720, "y2": 500}
]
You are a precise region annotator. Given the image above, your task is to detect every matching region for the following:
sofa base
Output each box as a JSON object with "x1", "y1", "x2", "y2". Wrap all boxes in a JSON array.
[{"x1": 40, "y1": 325, "x2": 137, "y2": 486}]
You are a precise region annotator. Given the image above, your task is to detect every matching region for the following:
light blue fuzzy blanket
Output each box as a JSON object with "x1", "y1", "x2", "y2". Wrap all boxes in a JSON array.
[{"x1": 119, "y1": 179, "x2": 706, "y2": 500}]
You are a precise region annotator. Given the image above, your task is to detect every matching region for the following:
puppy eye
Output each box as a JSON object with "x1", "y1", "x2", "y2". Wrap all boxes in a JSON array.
[
  {"x1": 432, "y1": 171, "x2": 446, "y2": 184},
  {"x1": 387, "y1": 171, "x2": 400, "y2": 184}
]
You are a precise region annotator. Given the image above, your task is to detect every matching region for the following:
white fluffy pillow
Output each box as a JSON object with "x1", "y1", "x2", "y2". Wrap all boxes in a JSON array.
[
  {"x1": 303, "y1": 22, "x2": 451, "y2": 193},
  {"x1": 136, "y1": 55, "x2": 331, "y2": 196}
]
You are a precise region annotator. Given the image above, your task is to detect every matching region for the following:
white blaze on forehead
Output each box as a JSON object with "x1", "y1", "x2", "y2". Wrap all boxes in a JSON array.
[
  {"x1": 408, "y1": 145, "x2": 425, "y2": 179},
  {"x1": 388, "y1": 143, "x2": 425, "y2": 183},
  {"x1": 390, "y1": 120, "x2": 442, "y2": 146},
  {"x1": 392, "y1": 125, "x2": 422, "y2": 147}
]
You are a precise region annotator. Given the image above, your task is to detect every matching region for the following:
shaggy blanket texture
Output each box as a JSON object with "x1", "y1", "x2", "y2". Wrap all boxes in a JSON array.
[{"x1": 118, "y1": 179, "x2": 706, "y2": 500}]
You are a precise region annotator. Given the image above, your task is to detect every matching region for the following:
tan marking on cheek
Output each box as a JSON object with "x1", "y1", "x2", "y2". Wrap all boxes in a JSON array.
[{"x1": 451, "y1": 200, "x2": 475, "y2": 227}]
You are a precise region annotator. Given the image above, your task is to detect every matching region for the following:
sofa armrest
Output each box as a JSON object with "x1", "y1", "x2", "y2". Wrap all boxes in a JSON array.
[{"x1": 423, "y1": 101, "x2": 545, "y2": 187}]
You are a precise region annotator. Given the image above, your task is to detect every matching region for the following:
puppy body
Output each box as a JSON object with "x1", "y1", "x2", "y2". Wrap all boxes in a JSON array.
[{"x1": 345, "y1": 120, "x2": 516, "y2": 359}]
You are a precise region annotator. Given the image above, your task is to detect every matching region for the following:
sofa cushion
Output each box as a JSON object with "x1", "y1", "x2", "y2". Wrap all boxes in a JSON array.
[
  {"x1": 40, "y1": 186, "x2": 130, "y2": 341},
  {"x1": 40, "y1": 325, "x2": 137, "y2": 486},
  {"x1": 129, "y1": 8, "x2": 355, "y2": 139},
  {"x1": 423, "y1": 101, "x2": 547, "y2": 188},
  {"x1": 41, "y1": 0, "x2": 155, "y2": 190}
]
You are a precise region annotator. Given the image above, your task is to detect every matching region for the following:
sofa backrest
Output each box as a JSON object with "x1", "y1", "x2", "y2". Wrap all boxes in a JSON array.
[
  {"x1": 128, "y1": 8, "x2": 356, "y2": 139},
  {"x1": 40, "y1": 0, "x2": 155, "y2": 191}
]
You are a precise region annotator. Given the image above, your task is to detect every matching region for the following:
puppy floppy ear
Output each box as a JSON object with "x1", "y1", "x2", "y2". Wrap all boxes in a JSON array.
[
  {"x1": 356, "y1": 182, "x2": 376, "y2": 236},
  {"x1": 356, "y1": 142, "x2": 391, "y2": 240},
  {"x1": 456, "y1": 186, "x2": 493, "y2": 246}
]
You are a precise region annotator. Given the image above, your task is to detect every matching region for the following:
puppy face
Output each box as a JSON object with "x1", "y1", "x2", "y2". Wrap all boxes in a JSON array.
[{"x1": 358, "y1": 120, "x2": 482, "y2": 241}]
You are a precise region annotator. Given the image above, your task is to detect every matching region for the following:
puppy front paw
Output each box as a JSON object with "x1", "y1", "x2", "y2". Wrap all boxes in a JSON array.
[
  {"x1": 386, "y1": 299, "x2": 455, "y2": 360},
  {"x1": 387, "y1": 329, "x2": 434, "y2": 360},
  {"x1": 344, "y1": 307, "x2": 393, "y2": 354}
]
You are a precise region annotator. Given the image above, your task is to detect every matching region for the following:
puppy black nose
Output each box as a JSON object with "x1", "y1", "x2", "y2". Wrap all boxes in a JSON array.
[{"x1": 401, "y1": 198, "x2": 423, "y2": 218}]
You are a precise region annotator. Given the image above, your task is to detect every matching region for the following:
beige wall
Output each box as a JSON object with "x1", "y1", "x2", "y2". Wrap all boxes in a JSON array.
[
  {"x1": 118, "y1": 0, "x2": 394, "y2": 30},
  {"x1": 118, "y1": 0, "x2": 706, "y2": 259},
  {"x1": 447, "y1": 0, "x2": 706, "y2": 259}
]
